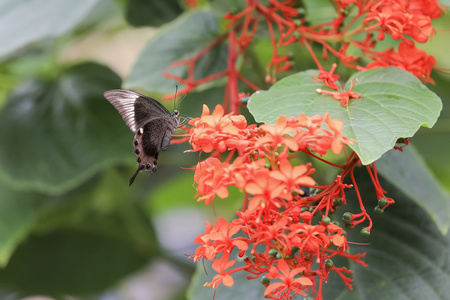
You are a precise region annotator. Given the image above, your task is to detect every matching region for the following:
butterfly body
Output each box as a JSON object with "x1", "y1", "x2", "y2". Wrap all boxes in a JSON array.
[{"x1": 104, "y1": 89, "x2": 179, "y2": 186}]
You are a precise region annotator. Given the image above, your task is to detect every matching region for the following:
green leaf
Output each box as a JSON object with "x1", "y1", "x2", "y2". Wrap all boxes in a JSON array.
[
  {"x1": 125, "y1": 8, "x2": 228, "y2": 95},
  {"x1": 0, "y1": 170, "x2": 159, "y2": 295},
  {"x1": 413, "y1": 72, "x2": 450, "y2": 189},
  {"x1": 125, "y1": 0, "x2": 183, "y2": 27},
  {"x1": 0, "y1": 229, "x2": 149, "y2": 296},
  {"x1": 323, "y1": 168, "x2": 450, "y2": 299},
  {"x1": 0, "y1": 0, "x2": 100, "y2": 58},
  {"x1": 375, "y1": 146, "x2": 450, "y2": 235},
  {"x1": 248, "y1": 67, "x2": 442, "y2": 165},
  {"x1": 0, "y1": 183, "x2": 46, "y2": 267},
  {"x1": 0, "y1": 62, "x2": 131, "y2": 195}
]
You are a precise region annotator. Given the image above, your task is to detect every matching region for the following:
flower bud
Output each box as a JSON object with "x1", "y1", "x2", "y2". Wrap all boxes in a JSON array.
[
  {"x1": 360, "y1": 228, "x2": 370, "y2": 236},
  {"x1": 378, "y1": 197, "x2": 388, "y2": 208},
  {"x1": 342, "y1": 212, "x2": 352, "y2": 220},
  {"x1": 322, "y1": 216, "x2": 331, "y2": 225}
]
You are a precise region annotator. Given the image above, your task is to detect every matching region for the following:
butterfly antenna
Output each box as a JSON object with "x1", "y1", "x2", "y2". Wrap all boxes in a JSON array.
[{"x1": 174, "y1": 85, "x2": 178, "y2": 110}]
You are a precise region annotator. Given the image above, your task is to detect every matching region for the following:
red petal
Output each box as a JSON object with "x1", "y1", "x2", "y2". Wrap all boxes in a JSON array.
[
  {"x1": 264, "y1": 282, "x2": 285, "y2": 295},
  {"x1": 223, "y1": 274, "x2": 234, "y2": 287}
]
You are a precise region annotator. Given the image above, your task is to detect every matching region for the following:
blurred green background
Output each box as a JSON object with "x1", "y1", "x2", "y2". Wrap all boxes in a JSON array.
[{"x1": 0, "y1": 1, "x2": 449, "y2": 300}]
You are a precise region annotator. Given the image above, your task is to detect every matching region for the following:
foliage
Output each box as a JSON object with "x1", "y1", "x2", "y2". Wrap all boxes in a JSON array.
[{"x1": 0, "y1": 0, "x2": 449, "y2": 300}]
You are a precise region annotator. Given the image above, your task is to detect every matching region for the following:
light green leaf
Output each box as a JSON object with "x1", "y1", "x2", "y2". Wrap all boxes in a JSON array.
[
  {"x1": 0, "y1": 0, "x2": 100, "y2": 58},
  {"x1": 248, "y1": 67, "x2": 442, "y2": 165},
  {"x1": 125, "y1": 8, "x2": 228, "y2": 95}
]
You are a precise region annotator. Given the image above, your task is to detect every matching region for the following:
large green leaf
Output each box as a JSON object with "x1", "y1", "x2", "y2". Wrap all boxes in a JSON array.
[
  {"x1": 248, "y1": 67, "x2": 442, "y2": 165},
  {"x1": 0, "y1": 0, "x2": 100, "y2": 59},
  {"x1": 0, "y1": 229, "x2": 149, "y2": 296},
  {"x1": 0, "y1": 62, "x2": 131, "y2": 195},
  {"x1": 413, "y1": 72, "x2": 450, "y2": 189},
  {"x1": 323, "y1": 168, "x2": 450, "y2": 299},
  {"x1": 125, "y1": 8, "x2": 228, "y2": 95},
  {"x1": 0, "y1": 170, "x2": 159, "y2": 295},
  {"x1": 376, "y1": 146, "x2": 450, "y2": 235},
  {"x1": 125, "y1": 0, "x2": 183, "y2": 27}
]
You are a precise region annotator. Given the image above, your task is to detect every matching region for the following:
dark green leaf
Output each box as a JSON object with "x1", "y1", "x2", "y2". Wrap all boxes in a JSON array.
[
  {"x1": 248, "y1": 67, "x2": 442, "y2": 165},
  {"x1": 0, "y1": 229, "x2": 149, "y2": 296},
  {"x1": 323, "y1": 168, "x2": 450, "y2": 299},
  {"x1": 188, "y1": 168, "x2": 450, "y2": 299},
  {"x1": 125, "y1": 0, "x2": 183, "y2": 27},
  {"x1": 0, "y1": 170, "x2": 159, "y2": 295},
  {"x1": 0, "y1": 0, "x2": 100, "y2": 58},
  {"x1": 0, "y1": 183, "x2": 46, "y2": 267},
  {"x1": 376, "y1": 146, "x2": 450, "y2": 235},
  {"x1": 0, "y1": 62, "x2": 130, "y2": 195},
  {"x1": 125, "y1": 8, "x2": 228, "y2": 95},
  {"x1": 413, "y1": 72, "x2": 450, "y2": 188}
]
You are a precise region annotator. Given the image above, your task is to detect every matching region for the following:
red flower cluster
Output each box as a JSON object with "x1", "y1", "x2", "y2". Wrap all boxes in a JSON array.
[
  {"x1": 365, "y1": 41, "x2": 437, "y2": 83},
  {"x1": 186, "y1": 105, "x2": 371, "y2": 299},
  {"x1": 164, "y1": 0, "x2": 443, "y2": 111},
  {"x1": 363, "y1": 0, "x2": 441, "y2": 43},
  {"x1": 188, "y1": 105, "x2": 350, "y2": 205}
]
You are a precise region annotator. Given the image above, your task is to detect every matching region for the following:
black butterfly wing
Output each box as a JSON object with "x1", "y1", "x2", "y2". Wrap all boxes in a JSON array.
[
  {"x1": 104, "y1": 89, "x2": 171, "y2": 133},
  {"x1": 104, "y1": 89, "x2": 179, "y2": 186},
  {"x1": 129, "y1": 118, "x2": 177, "y2": 186}
]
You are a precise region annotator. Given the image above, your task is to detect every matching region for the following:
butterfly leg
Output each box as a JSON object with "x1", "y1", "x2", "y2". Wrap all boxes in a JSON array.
[{"x1": 129, "y1": 164, "x2": 144, "y2": 186}]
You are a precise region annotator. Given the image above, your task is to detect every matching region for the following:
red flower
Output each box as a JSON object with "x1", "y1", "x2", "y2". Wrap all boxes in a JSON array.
[
  {"x1": 265, "y1": 259, "x2": 313, "y2": 298},
  {"x1": 313, "y1": 63, "x2": 340, "y2": 90},
  {"x1": 256, "y1": 115, "x2": 299, "y2": 152},
  {"x1": 363, "y1": 0, "x2": 441, "y2": 43},
  {"x1": 288, "y1": 224, "x2": 331, "y2": 252},
  {"x1": 206, "y1": 252, "x2": 236, "y2": 287},
  {"x1": 323, "y1": 112, "x2": 348, "y2": 154},
  {"x1": 316, "y1": 79, "x2": 361, "y2": 106},
  {"x1": 245, "y1": 166, "x2": 286, "y2": 210},
  {"x1": 269, "y1": 159, "x2": 315, "y2": 200},
  {"x1": 188, "y1": 104, "x2": 248, "y2": 152},
  {"x1": 194, "y1": 158, "x2": 233, "y2": 205}
]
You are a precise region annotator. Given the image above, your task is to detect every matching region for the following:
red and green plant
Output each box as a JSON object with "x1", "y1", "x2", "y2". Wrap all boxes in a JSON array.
[{"x1": 0, "y1": 0, "x2": 448, "y2": 299}]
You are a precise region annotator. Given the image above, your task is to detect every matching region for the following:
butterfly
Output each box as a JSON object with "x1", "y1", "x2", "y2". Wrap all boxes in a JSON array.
[{"x1": 104, "y1": 89, "x2": 180, "y2": 186}]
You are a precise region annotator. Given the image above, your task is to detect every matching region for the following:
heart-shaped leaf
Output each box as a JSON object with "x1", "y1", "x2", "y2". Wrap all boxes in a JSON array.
[
  {"x1": 0, "y1": 62, "x2": 131, "y2": 195},
  {"x1": 248, "y1": 67, "x2": 442, "y2": 165},
  {"x1": 125, "y1": 8, "x2": 228, "y2": 95}
]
